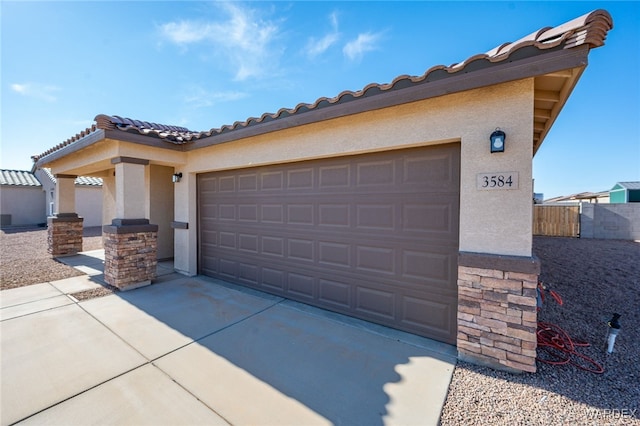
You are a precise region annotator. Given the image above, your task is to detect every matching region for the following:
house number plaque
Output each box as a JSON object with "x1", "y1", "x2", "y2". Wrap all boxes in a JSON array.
[{"x1": 476, "y1": 172, "x2": 519, "y2": 190}]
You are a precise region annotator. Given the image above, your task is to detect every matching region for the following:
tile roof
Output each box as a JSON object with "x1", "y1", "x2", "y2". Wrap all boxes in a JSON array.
[
  {"x1": 40, "y1": 168, "x2": 103, "y2": 186},
  {"x1": 0, "y1": 170, "x2": 41, "y2": 187},
  {"x1": 33, "y1": 9, "x2": 613, "y2": 164}
]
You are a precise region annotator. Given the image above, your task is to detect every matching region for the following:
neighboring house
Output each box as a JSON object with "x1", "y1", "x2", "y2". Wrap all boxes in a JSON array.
[
  {"x1": 0, "y1": 170, "x2": 46, "y2": 227},
  {"x1": 544, "y1": 191, "x2": 610, "y2": 204},
  {"x1": 32, "y1": 10, "x2": 613, "y2": 373},
  {"x1": 33, "y1": 168, "x2": 104, "y2": 227},
  {"x1": 609, "y1": 181, "x2": 640, "y2": 203}
]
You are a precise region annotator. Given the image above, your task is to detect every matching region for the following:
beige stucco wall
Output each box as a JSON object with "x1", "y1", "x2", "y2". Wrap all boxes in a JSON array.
[
  {"x1": 0, "y1": 186, "x2": 47, "y2": 226},
  {"x1": 55, "y1": 177, "x2": 76, "y2": 214},
  {"x1": 148, "y1": 165, "x2": 175, "y2": 260},
  {"x1": 173, "y1": 79, "x2": 534, "y2": 274},
  {"x1": 102, "y1": 174, "x2": 116, "y2": 226},
  {"x1": 115, "y1": 162, "x2": 147, "y2": 219},
  {"x1": 174, "y1": 171, "x2": 197, "y2": 276},
  {"x1": 75, "y1": 186, "x2": 103, "y2": 227}
]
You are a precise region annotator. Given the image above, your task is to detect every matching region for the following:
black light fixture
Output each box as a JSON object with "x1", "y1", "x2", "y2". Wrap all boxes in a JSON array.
[
  {"x1": 490, "y1": 128, "x2": 506, "y2": 153},
  {"x1": 172, "y1": 172, "x2": 183, "y2": 183}
]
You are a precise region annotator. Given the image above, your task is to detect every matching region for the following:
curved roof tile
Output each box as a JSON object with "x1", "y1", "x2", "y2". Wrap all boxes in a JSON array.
[
  {"x1": 0, "y1": 170, "x2": 41, "y2": 187},
  {"x1": 40, "y1": 168, "x2": 102, "y2": 186},
  {"x1": 34, "y1": 9, "x2": 612, "y2": 163}
]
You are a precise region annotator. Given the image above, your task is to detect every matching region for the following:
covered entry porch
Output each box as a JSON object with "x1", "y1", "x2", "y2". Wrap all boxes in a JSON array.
[{"x1": 36, "y1": 119, "x2": 186, "y2": 290}]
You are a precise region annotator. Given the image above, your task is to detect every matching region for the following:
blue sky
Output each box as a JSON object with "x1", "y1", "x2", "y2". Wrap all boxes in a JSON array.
[{"x1": 2, "y1": 1, "x2": 638, "y2": 199}]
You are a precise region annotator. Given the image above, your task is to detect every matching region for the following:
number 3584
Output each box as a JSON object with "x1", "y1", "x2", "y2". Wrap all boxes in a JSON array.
[
  {"x1": 476, "y1": 172, "x2": 519, "y2": 190},
  {"x1": 482, "y1": 175, "x2": 513, "y2": 188}
]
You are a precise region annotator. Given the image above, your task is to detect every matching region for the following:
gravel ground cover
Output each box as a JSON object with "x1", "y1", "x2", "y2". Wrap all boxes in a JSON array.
[
  {"x1": 0, "y1": 226, "x2": 103, "y2": 290},
  {"x1": 1, "y1": 228, "x2": 638, "y2": 423},
  {"x1": 441, "y1": 237, "x2": 640, "y2": 425}
]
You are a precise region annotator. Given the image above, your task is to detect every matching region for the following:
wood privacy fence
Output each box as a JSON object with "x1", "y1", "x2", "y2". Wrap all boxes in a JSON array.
[{"x1": 533, "y1": 205, "x2": 580, "y2": 237}]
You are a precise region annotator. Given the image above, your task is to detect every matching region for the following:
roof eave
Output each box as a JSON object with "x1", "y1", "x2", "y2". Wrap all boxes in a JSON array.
[
  {"x1": 191, "y1": 45, "x2": 592, "y2": 151},
  {"x1": 36, "y1": 129, "x2": 106, "y2": 168}
]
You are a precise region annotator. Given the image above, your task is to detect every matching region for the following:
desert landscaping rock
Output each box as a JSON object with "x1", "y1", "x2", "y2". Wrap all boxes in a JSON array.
[
  {"x1": 1, "y1": 226, "x2": 102, "y2": 290},
  {"x1": 440, "y1": 237, "x2": 639, "y2": 425}
]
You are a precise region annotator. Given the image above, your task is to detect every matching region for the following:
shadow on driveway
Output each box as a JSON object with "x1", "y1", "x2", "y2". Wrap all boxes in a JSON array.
[{"x1": 1, "y1": 271, "x2": 456, "y2": 425}]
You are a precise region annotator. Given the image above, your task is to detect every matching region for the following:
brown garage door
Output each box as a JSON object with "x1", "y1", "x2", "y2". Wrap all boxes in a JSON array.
[{"x1": 198, "y1": 144, "x2": 460, "y2": 344}]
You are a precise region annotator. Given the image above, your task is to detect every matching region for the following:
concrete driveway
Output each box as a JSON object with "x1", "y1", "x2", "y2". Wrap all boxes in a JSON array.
[{"x1": 1, "y1": 254, "x2": 456, "y2": 425}]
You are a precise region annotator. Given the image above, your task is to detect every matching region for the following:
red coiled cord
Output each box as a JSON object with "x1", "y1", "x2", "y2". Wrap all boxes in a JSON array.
[{"x1": 536, "y1": 282, "x2": 604, "y2": 374}]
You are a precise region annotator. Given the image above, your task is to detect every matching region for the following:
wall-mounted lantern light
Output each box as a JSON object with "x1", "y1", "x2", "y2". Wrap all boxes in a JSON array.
[
  {"x1": 490, "y1": 128, "x2": 506, "y2": 153},
  {"x1": 172, "y1": 172, "x2": 183, "y2": 183}
]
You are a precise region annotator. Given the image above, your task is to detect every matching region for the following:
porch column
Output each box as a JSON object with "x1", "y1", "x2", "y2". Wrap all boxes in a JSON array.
[
  {"x1": 456, "y1": 253, "x2": 540, "y2": 373},
  {"x1": 48, "y1": 174, "x2": 83, "y2": 256},
  {"x1": 103, "y1": 157, "x2": 158, "y2": 290}
]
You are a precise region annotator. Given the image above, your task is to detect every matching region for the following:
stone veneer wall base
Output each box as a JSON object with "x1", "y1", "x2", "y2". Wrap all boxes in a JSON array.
[
  {"x1": 48, "y1": 215, "x2": 83, "y2": 257},
  {"x1": 457, "y1": 252, "x2": 540, "y2": 373},
  {"x1": 103, "y1": 219, "x2": 158, "y2": 291}
]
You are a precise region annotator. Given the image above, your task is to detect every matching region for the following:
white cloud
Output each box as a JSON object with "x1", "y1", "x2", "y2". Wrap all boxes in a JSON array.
[
  {"x1": 160, "y1": 21, "x2": 212, "y2": 44},
  {"x1": 10, "y1": 83, "x2": 60, "y2": 102},
  {"x1": 305, "y1": 11, "x2": 340, "y2": 58},
  {"x1": 343, "y1": 32, "x2": 383, "y2": 62},
  {"x1": 183, "y1": 87, "x2": 249, "y2": 109},
  {"x1": 159, "y1": 3, "x2": 282, "y2": 81}
]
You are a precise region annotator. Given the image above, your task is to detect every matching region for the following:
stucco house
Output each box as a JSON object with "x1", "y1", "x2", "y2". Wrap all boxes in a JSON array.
[
  {"x1": 32, "y1": 10, "x2": 613, "y2": 373},
  {"x1": 0, "y1": 170, "x2": 46, "y2": 227},
  {"x1": 0, "y1": 168, "x2": 103, "y2": 228}
]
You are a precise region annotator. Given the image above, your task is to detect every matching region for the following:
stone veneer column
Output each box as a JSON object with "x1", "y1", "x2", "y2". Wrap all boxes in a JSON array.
[
  {"x1": 48, "y1": 174, "x2": 83, "y2": 256},
  {"x1": 457, "y1": 252, "x2": 540, "y2": 373},
  {"x1": 103, "y1": 157, "x2": 157, "y2": 291},
  {"x1": 47, "y1": 214, "x2": 83, "y2": 256},
  {"x1": 103, "y1": 219, "x2": 158, "y2": 290}
]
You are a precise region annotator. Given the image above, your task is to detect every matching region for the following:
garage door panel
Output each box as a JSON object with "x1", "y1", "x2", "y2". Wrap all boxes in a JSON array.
[
  {"x1": 403, "y1": 152, "x2": 458, "y2": 189},
  {"x1": 219, "y1": 176, "x2": 235, "y2": 192},
  {"x1": 400, "y1": 296, "x2": 450, "y2": 330},
  {"x1": 238, "y1": 234, "x2": 258, "y2": 253},
  {"x1": 199, "y1": 144, "x2": 459, "y2": 344},
  {"x1": 356, "y1": 245, "x2": 395, "y2": 274},
  {"x1": 400, "y1": 294, "x2": 457, "y2": 339},
  {"x1": 319, "y1": 279, "x2": 351, "y2": 308},
  {"x1": 238, "y1": 204, "x2": 258, "y2": 222},
  {"x1": 288, "y1": 239, "x2": 314, "y2": 261},
  {"x1": 217, "y1": 232, "x2": 235, "y2": 250},
  {"x1": 318, "y1": 204, "x2": 350, "y2": 227},
  {"x1": 261, "y1": 171, "x2": 284, "y2": 190},
  {"x1": 262, "y1": 236, "x2": 285, "y2": 257},
  {"x1": 199, "y1": 176, "x2": 218, "y2": 192},
  {"x1": 238, "y1": 263, "x2": 258, "y2": 284},
  {"x1": 401, "y1": 249, "x2": 455, "y2": 285},
  {"x1": 288, "y1": 273, "x2": 315, "y2": 298},
  {"x1": 356, "y1": 159, "x2": 395, "y2": 186},
  {"x1": 288, "y1": 204, "x2": 314, "y2": 225},
  {"x1": 319, "y1": 164, "x2": 351, "y2": 188},
  {"x1": 238, "y1": 173, "x2": 258, "y2": 191},
  {"x1": 219, "y1": 204, "x2": 236, "y2": 220},
  {"x1": 355, "y1": 287, "x2": 396, "y2": 319},
  {"x1": 318, "y1": 241, "x2": 351, "y2": 268},
  {"x1": 263, "y1": 267, "x2": 285, "y2": 291},
  {"x1": 262, "y1": 205, "x2": 284, "y2": 223},
  {"x1": 218, "y1": 258, "x2": 237, "y2": 278},
  {"x1": 287, "y1": 168, "x2": 314, "y2": 189}
]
